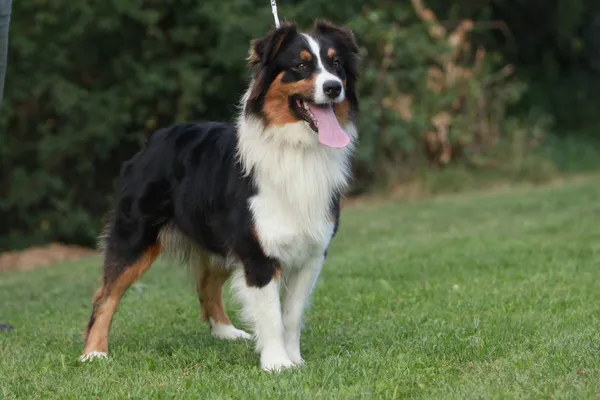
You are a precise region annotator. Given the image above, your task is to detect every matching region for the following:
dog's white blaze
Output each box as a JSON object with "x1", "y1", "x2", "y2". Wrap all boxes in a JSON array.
[{"x1": 302, "y1": 34, "x2": 345, "y2": 104}]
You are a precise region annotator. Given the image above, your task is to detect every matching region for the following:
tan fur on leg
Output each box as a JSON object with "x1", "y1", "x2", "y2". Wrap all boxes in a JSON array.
[
  {"x1": 82, "y1": 244, "x2": 160, "y2": 360},
  {"x1": 197, "y1": 267, "x2": 232, "y2": 325},
  {"x1": 196, "y1": 264, "x2": 251, "y2": 340}
]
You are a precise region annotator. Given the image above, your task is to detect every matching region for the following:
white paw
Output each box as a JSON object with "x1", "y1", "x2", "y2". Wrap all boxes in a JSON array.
[
  {"x1": 210, "y1": 319, "x2": 252, "y2": 340},
  {"x1": 287, "y1": 349, "x2": 304, "y2": 366},
  {"x1": 80, "y1": 351, "x2": 108, "y2": 362},
  {"x1": 260, "y1": 348, "x2": 295, "y2": 372},
  {"x1": 285, "y1": 340, "x2": 304, "y2": 365}
]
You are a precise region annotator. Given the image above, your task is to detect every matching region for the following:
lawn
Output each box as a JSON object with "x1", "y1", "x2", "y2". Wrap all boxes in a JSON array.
[{"x1": 1, "y1": 177, "x2": 600, "y2": 399}]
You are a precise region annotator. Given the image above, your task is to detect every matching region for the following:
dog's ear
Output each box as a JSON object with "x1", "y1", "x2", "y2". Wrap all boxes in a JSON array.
[
  {"x1": 313, "y1": 20, "x2": 359, "y2": 55},
  {"x1": 248, "y1": 23, "x2": 298, "y2": 67}
]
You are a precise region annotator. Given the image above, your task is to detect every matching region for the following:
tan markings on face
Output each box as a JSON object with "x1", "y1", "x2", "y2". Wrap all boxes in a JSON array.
[
  {"x1": 327, "y1": 48, "x2": 337, "y2": 58},
  {"x1": 264, "y1": 72, "x2": 316, "y2": 127},
  {"x1": 334, "y1": 99, "x2": 350, "y2": 124},
  {"x1": 342, "y1": 78, "x2": 347, "y2": 89},
  {"x1": 300, "y1": 50, "x2": 312, "y2": 62}
]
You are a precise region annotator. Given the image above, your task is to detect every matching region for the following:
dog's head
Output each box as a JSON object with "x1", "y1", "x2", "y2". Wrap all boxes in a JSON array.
[{"x1": 244, "y1": 20, "x2": 359, "y2": 148}]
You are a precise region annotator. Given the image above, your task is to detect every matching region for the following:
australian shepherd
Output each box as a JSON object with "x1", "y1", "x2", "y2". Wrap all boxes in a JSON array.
[{"x1": 81, "y1": 20, "x2": 359, "y2": 372}]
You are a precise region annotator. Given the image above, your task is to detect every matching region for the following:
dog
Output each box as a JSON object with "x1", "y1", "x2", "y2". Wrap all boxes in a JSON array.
[{"x1": 81, "y1": 20, "x2": 360, "y2": 372}]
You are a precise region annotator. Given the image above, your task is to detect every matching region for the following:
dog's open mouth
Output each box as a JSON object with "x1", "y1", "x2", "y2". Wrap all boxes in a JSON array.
[
  {"x1": 292, "y1": 97, "x2": 350, "y2": 148},
  {"x1": 293, "y1": 98, "x2": 320, "y2": 133}
]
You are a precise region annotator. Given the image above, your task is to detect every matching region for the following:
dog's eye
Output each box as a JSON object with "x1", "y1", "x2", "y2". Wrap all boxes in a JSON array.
[
  {"x1": 296, "y1": 62, "x2": 307, "y2": 70},
  {"x1": 332, "y1": 58, "x2": 342, "y2": 69}
]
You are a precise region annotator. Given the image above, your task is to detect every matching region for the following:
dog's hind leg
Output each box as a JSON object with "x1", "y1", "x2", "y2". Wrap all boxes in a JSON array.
[
  {"x1": 194, "y1": 257, "x2": 251, "y2": 340},
  {"x1": 81, "y1": 243, "x2": 160, "y2": 361}
]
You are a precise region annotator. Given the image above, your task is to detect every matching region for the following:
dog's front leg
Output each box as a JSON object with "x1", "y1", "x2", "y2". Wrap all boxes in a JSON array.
[
  {"x1": 282, "y1": 255, "x2": 324, "y2": 365},
  {"x1": 231, "y1": 264, "x2": 293, "y2": 372}
]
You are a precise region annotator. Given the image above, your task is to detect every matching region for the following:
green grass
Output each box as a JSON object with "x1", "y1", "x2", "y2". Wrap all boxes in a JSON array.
[{"x1": 2, "y1": 177, "x2": 600, "y2": 399}]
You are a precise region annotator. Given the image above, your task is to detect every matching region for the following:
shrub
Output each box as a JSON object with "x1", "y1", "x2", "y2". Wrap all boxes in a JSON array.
[
  {"x1": 0, "y1": 0, "x2": 549, "y2": 249},
  {"x1": 349, "y1": 0, "x2": 549, "y2": 190}
]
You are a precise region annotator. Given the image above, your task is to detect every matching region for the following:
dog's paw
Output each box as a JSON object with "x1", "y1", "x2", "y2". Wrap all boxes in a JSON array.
[
  {"x1": 285, "y1": 344, "x2": 304, "y2": 366},
  {"x1": 80, "y1": 351, "x2": 108, "y2": 362},
  {"x1": 261, "y1": 357, "x2": 295, "y2": 372},
  {"x1": 289, "y1": 354, "x2": 305, "y2": 366},
  {"x1": 210, "y1": 321, "x2": 252, "y2": 341},
  {"x1": 260, "y1": 348, "x2": 295, "y2": 372}
]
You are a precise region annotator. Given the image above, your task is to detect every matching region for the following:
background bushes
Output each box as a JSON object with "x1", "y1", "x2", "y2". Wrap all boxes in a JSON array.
[{"x1": 1, "y1": 0, "x2": 599, "y2": 250}]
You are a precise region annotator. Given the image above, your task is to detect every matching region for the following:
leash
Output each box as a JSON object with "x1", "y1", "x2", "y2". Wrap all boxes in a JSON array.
[{"x1": 270, "y1": 0, "x2": 280, "y2": 28}]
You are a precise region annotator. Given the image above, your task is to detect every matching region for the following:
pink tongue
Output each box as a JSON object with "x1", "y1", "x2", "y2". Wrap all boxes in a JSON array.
[{"x1": 309, "y1": 105, "x2": 350, "y2": 148}]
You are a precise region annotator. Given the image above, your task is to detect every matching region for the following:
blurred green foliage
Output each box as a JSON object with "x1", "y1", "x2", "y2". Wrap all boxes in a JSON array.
[
  {"x1": 1, "y1": 0, "x2": 599, "y2": 250},
  {"x1": 433, "y1": 0, "x2": 600, "y2": 135}
]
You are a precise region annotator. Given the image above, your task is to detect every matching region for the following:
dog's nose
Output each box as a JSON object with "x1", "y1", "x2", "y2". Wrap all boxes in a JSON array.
[{"x1": 323, "y1": 80, "x2": 342, "y2": 99}]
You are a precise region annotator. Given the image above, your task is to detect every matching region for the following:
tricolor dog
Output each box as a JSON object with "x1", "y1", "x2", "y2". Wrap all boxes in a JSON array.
[{"x1": 81, "y1": 20, "x2": 360, "y2": 372}]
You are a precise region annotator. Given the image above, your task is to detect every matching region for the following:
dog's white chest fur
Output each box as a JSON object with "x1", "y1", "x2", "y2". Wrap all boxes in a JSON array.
[
  {"x1": 237, "y1": 118, "x2": 356, "y2": 267},
  {"x1": 250, "y1": 192, "x2": 334, "y2": 266}
]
